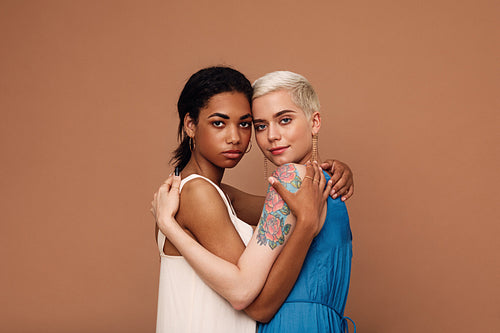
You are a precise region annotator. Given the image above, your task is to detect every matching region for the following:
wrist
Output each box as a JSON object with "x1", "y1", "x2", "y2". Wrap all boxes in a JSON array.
[
  {"x1": 157, "y1": 216, "x2": 173, "y2": 233},
  {"x1": 294, "y1": 216, "x2": 317, "y2": 237}
]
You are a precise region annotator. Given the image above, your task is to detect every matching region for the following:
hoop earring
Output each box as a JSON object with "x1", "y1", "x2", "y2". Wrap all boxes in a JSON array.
[
  {"x1": 189, "y1": 137, "x2": 196, "y2": 152},
  {"x1": 311, "y1": 133, "x2": 318, "y2": 162},
  {"x1": 245, "y1": 141, "x2": 252, "y2": 154}
]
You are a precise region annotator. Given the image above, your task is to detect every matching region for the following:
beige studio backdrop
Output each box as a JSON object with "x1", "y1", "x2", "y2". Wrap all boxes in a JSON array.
[{"x1": 1, "y1": 1, "x2": 499, "y2": 332}]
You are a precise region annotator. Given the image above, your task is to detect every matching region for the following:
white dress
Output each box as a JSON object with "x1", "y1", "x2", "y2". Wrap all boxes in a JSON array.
[{"x1": 156, "y1": 174, "x2": 257, "y2": 333}]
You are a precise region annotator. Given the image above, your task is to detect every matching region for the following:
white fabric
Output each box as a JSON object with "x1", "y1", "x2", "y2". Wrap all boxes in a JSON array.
[{"x1": 156, "y1": 174, "x2": 256, "y2": 333}]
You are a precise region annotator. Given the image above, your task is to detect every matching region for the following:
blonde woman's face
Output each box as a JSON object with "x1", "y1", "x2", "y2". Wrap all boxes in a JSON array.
[{"x1": 252, "y1": 90, "x2": 314, "y2": 166}]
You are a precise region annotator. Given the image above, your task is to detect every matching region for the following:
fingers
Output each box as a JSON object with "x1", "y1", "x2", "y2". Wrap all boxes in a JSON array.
[
  {"x1": 330, "y1": 175, "x2": 347, "y2": 198},
  {"x1": 323, "y1": 179, "x2": 334, "y2": 201},
  {"x1": 163, "y1": 175, "x2": 174, "y2": 190},
  {"x1": 329, "y1": 165, "x2": 344, "y2": 192},
  {"x1": 331, "y1": 166, "x2": 353, "y2": 199},
  {"x1": 317, "y1": 166, "x2": 326, "y2": 193},
  {"x1": 341, "y1": 184, "x2": 354, "y2": 202},
  {"x1": 269, "y1": 177, "x2": 291, "y2": 203},
  {"x1": 312, "y1": 161, "x2": 321, "y2": 184},
  {"x1": 331, "y1": 178, "x2": 353, "y2": 200},
  {"x1": 320, "y1": 159, "x2": 334, "y2": 176},
  {"x1": 171, "y1": 174, "x2": 181, "y2": 192},
  {"x1": 302, "y1": 161, "x2": 315, "y2": 184}
]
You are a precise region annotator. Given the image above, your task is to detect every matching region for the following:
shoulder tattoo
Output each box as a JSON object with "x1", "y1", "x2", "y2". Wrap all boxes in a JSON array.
[{"x1": 256, "y1": 164, "x2": 302, "y2": 250}]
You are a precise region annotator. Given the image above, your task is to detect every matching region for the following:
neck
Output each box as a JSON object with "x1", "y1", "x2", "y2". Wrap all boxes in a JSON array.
[
  {"x1": 182, "y1": 155, "x2": 225, "y2": 185},
  {"x1": 297, "y1": 150, "x2": 321, "y2": 165}
]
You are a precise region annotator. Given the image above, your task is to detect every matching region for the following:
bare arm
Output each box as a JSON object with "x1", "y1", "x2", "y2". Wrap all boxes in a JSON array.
[
  {"x1": 244, "y1": 220, "x2": 315, "y2": 322},
  {"x1": 154, "y1": 163, "x2": 327, "y2": 310},
  {"x1": 244, "y1": 164, "x2": 332, "y2": 322},
  {"x1": 152, "y1": 176, "x2": 247, "y2": 264},
  {"x1": 220, "y1": 157, "x2": 353, "y2": 227}
]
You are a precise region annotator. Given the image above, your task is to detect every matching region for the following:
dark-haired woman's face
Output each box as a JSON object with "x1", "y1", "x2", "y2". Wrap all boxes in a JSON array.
[{"x1": 193, "y1": 92, "x2": 252, "y2": 169}]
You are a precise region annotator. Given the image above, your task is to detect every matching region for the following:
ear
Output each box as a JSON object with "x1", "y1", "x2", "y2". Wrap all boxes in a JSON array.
[
  {"x1": 183, "y1": 113, "x2": 196, "y2": 138},
  {"x1": 310, "y1": 111, "x2": 321, "y2": 135}
]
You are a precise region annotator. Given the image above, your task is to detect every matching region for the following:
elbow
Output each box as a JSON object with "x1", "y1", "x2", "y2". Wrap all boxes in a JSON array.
[
  {"x1": 253, "y1": 312, "x2": 273, "y2": 323},
  {"x1": 244, "y1": 306, "x2": 274, "y2": 323},
  {"x1": 228, "y1": 290, "x2": 256, "y2": 311}
]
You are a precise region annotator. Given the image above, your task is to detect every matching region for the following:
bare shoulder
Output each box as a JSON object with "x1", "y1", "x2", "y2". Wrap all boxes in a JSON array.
[
  {"x1": 177, "y1": 178, "x2": 229, "y2": 228},
  {"x1": 271, "y1": 163, "x2": 307, "y2": 183},
  {"x1": 177, "y1": 177, "x2": 246, "y2": 263},
  {"x1": 180, "y1": 177, "x2": 221, "y2": 201}
]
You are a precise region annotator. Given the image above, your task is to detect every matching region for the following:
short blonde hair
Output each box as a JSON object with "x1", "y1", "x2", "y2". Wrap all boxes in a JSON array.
[{"x1": 252, "y1": 71, "x2": 320, "y2": 119}]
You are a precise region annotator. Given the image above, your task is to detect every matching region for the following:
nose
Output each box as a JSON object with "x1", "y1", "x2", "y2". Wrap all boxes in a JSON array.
[
  {"x1": 267, "y1": 123, "x2": 281, "y2": 142},
  {"x1": 226, "y1": 125, "x2": 240, "y2": 144}
]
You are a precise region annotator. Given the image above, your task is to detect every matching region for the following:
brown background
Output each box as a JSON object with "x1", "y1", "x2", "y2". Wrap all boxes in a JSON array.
[{"x1": 1, "y1": 1, "x2": 498, "y2": 332}]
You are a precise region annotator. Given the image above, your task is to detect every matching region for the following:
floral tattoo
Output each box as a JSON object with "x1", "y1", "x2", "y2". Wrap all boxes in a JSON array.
[{"x1": 256, "y1": 164, "x2": 302, "y2": 250}]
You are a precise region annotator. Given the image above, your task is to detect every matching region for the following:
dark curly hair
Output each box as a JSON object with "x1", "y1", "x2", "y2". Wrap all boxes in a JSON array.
[{"x1": 171, "y1": 66, "x2": 253, "y2": 171}]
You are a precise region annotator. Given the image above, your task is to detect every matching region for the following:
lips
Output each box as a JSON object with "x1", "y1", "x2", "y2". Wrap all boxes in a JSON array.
[
  {"x1": 222, "y1": 150, "x2": 242, "y2": 159},
  {"x1": 269, "y1": 146, "x2": 289, "y2": 155}
]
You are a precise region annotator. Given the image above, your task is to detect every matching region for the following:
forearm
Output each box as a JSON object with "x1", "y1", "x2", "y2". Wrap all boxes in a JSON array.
[
  {"x1": 159, "y1": 216, "x2": 279, "y2": 310},
  {"x1": 244, "y1": 218, "x2": 315, "y2": 322}
]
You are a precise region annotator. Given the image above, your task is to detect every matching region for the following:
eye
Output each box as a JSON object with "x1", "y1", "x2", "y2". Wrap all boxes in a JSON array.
[
  {"x1": 280, "y1": 117, "x2": 292, "y2": 125},
  {"x1": 254, "y1": 124, "x2": 267, "y2": 131},
  {"x1": 240, "y1": 121, "x2": 252, "y2": 128},
  {"x1": 212, "y1": 120, "x2": 224, "y2": 128}
]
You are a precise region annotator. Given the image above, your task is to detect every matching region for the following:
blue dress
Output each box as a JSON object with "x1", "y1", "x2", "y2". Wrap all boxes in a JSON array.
[{"x1": 258, "y1": 171, "x2": 355, "y2": 333}]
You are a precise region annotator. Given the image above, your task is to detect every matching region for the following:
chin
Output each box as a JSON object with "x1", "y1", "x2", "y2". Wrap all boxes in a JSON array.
[
  {"x1": 267, "y1": 156, "x2": 286, "y2": 167},
  {"x1": 219, "y1": 159, "x2": 241, "y2": 169}
]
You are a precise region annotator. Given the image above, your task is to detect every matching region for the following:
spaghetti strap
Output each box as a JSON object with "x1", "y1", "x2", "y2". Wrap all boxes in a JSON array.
[
  {"x1": 156, "y1": 174, "x2": 242, "y2": 256},
  {"x1": 155, "y1": 172, "x2": 256, "y2": 332},
  {"x1": 179, "y1": 174, "x2": 235, "y2": 216},
  {"x1": 157, "y1": 230, "x2": 166, "y2": 255}
]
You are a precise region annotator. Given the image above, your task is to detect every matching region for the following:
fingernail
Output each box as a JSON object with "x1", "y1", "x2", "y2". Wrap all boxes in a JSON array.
[
  {"x1": 332, "y1": 194, "x2": 338, "y2": 199},
  {"x1": 174, "y1": 167, "x2": 180, "y2": 176},
  {"x1": 341, "y1": 197, "x2": 346, "y2": 201},
  {"x1": 268, "y1": 177, "x2": 275, "y2": 185}
]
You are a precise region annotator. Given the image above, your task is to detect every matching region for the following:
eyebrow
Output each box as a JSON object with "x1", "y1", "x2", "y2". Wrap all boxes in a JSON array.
[
  {"x1": 208, "y1": 113, "x2": 253, "y2": 120},
  {"x1": 253, "y1": 109, "x2": 296, "y2": 123},
  {"x1": 208, "y1": 113, "x2": 229, "y2": 119}
]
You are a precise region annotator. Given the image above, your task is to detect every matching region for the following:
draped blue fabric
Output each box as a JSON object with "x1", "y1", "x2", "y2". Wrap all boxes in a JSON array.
[{"x1": 258, "y1": 171, "x2": 355, "y2": 333}]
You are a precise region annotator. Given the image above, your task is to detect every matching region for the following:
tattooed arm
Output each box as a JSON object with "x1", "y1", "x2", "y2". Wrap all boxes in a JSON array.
[
  {"x1": 221, "y1": 158, "x2": 354, "y2": 226},
  {"x1": 155, "y1": 163, "x2": 325, "y2": 310}
]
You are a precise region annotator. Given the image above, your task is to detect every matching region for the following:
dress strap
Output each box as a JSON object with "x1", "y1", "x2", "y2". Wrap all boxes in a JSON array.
[
  {"x1": 157, "y1": 229, "x2": 166, "y2": 255},
  {"x1": 179, "y1": 174, "x2": 235, "y2": 216},
  {"x1": 156, "y1": 174, "x2": 235, "y2": 255}
]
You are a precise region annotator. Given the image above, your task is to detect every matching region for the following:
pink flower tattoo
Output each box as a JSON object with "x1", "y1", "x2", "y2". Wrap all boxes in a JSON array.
[{"x1": 256, "y1": 164, "x2": 301, "y2": 250}]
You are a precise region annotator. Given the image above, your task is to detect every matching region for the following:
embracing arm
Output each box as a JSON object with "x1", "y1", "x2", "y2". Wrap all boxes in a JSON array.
[
  {"x1": 222, "y1": 158, "x2": 353, "y2": 228},
  {"x1": 244, "y1": 215, "x2": 316, "y2": 322},
  {"x1": 244, "y1": 162, "x2": 332, "y2": 322},
  {"x1": 156, "y1": 164, "x2": 309, "y2": 310},
  {"x1": 321, "y1": 159, "x2": 354, "y2": 201}
]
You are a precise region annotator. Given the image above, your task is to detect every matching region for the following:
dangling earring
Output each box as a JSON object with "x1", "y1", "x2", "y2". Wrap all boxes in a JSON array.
[
  {"x1": 264, "y1": 156, "x2": 269, "y2": 184},
  {"x1": 311, "y1": 133, "x2": 318, "y2": 162},
  {"x1": 245, "y1": 141, "x2": 252, "y2": 154},
  {"x1": 189, "y1": 136, "x2": 196, "y2": 152}
]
